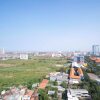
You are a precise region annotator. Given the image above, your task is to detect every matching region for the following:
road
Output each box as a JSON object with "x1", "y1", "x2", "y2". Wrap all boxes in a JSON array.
[{"x1": 87, "y1": 73, "x2": 100, "y2": 81}]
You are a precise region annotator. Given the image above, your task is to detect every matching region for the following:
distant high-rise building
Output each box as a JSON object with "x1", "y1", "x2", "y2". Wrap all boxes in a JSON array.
[
  {"x1": 92, "y1": 45, "x2": 100, "y2": 56},
  {"x1": 0, "y1": 48, "x2": 5, "y2": 54}
]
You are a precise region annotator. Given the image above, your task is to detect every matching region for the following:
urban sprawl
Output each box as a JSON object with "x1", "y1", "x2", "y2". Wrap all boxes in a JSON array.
[{"x1": 0, "y1": 45, "x2": 100, "y2": 100}]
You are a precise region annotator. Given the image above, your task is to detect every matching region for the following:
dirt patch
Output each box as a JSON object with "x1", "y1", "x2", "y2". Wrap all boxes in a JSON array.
[
  {"x1": 55, "y1": 64, "x2": 63, "y2": 67},
  {"x1": 0, "y1": 64, "x2": 15, "y2": 67}
]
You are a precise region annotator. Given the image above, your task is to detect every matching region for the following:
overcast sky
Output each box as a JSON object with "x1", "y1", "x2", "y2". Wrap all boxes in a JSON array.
[{"x1": 0, "y1": 0, "x2": 100, "y2": 51}]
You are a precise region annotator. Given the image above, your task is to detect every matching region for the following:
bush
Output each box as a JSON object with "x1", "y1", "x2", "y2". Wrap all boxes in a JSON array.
[
  {"x1": 38, "y1": 89, "x2": 49, "y2": 100},
  {"x1": 53, "y1": 81, "x2": 58, "y2": 86},
  {"x1": 60, "y1": 81, "x2": 67, "y2": 89}
]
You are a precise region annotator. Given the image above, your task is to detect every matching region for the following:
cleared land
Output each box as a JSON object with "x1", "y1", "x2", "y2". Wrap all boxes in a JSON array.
[
  {"x1": 0, "y1": 57, "x2": 66, "y2": 91},
  {"x1": 0, "y1": 64, "x2": 15, "y2": 67}
]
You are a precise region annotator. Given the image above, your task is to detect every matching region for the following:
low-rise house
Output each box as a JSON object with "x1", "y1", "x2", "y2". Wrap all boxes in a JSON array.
[
  {"x1": 57, "y1": 81, "x2": 62, "y2": 85},
  {"x1": 50, "y1": 76, "x2": 57, "y2": 81},
  {"x1": 48, "y1": 91, "x2": 55, "y2": 95},
  {"x1": 1, "y1": 86, "x2": 38, "y2": 100},
  {"x1": 32, "y1": 83, "x2": 39, "y2": 88},
  {"x1": 39, "y1": 79, "x2": 49, "y2": 89},
  {"x1": 1, "y1": 87, "x2": 25, "y2": 100},
  {"x1": 69, "y1": 79, "x2": 80, "y2": 84},
  {"x1": 67, "y1": 89, "x2": 91, "y2": 100},
  {"x1": 49, "y1": 72, "x2": 68, "y2": 83},
  {"x1": 90, "y1": 57, "x2": 100, "y2": 66},
  {"x1": 51, "y1": 85, "x2": 65, "y2": 92},
  {"x1": 57, "y1": 86, "x2": 65, "y2": 92},
  {"x1": 22, "y1": 95, "x2": 30, "y2": 100},
  {"x1": 22, "y1": 90, "x2": 34, "y2": 100}
]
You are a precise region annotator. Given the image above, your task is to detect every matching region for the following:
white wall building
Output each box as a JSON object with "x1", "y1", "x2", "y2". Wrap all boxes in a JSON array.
[
  {"x1": 20, "y1": 54, "x2": 28, "y2": 60},
  {"x1": 52, "y1": 53, "x2": 62, "y2": 57},
  {"x1": 67, "y1": 89, "x2": 91, "y2": 100}
]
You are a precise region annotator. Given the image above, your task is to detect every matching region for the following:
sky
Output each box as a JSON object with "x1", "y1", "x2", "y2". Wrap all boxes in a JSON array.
[{"x1": 0, "y1": 0, "x2": 100, "y2": 51}]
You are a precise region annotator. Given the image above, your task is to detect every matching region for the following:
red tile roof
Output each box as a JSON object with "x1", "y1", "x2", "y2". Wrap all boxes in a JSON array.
[
  {"x1": 90, "y1": 57, "x2": 100, "y2": 63},
  {"x1": 95, "y1": 58, "x2": 100, "y2": 63},
  {"x1": 39, "y1": 79, "x2": 49, "y2": 89},
  {"x1": 25, "y1": 90, "x2": 33, "y2": 97},
  {"x1": 90, "y1": 57, "x2": 97, "y2": 60}
]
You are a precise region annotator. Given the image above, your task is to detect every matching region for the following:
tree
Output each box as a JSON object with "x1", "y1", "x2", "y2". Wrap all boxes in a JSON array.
[
  {"x1": 53, "y1": 80, "x2": 58, "y2": 86},
  {"x1": 58, "y1": 67, "x2": 66, "y2": 73},
  {"x1": 27, "y1": 80, "x2": 33, "y2": 89},
  {"x1": 60, "y1": 81, "x2": 67, "y2": 89},
  {"x1": 83, "y1": 69, "x2": 100, "y2": 100},
  {"x1": 38, "y1": 89, "x2": 50, "y2": 100}
]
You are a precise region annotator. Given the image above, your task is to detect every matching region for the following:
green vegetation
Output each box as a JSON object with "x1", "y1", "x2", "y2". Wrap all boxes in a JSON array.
[
  {"x1": 95, "y1": 66, "x2": 100, "y2": 76},
  {"x1": 85, "y1": 56, "x2": 100, "y2": 75},
  {"x1": 60, "y1": 81, "x2": 67, "y2": 89},
  {"x1": 38, "y1": 89, "x2": 50, "y2": 100},
  {"x1": 38, "y1": 85, "x2": 58, "y2": 100},
  {"x1": 69, "y1": 70, "x2": 100, "y2": 99},
  {"x1": 57, "y1": 65, "x2": 70, "y2": 73},
  {"x1": 53, "y1": 80, "x2": 58, "y2": 86},
  {"x1": 0, "y1": 57, "x2": 67, "y2": 92},
  {"x1": 81, "y1": 71, "x2": 100, "y2": 100},
  {"x1": 84, "y1": 56, "x2": 100, "y2": 100}
]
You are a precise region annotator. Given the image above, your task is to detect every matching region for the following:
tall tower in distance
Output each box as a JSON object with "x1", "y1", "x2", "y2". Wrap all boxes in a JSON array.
[
  {"x1": 0, "y1": 48, "x2": 5, "y2": 54},
  {"x1": 92, "y1": 45, "x2": 100, "y2": 56}
]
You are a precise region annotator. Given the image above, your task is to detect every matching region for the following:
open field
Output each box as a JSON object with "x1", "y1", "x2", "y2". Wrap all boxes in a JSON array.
[{"x1": 0, "y1": 57, "x2": 67, "y2": 91}]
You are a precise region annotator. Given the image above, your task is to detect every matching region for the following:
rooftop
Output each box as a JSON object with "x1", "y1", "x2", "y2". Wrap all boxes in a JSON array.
[
  {"x1": 67, "y1": 89, "x2": 91, "y2": 100},
  {"x1": 90, "y1": 57, "x2": 100, "y2": 63},
  {"x1": 39, "y1": 79, "x2": 49, "y2": 89}
]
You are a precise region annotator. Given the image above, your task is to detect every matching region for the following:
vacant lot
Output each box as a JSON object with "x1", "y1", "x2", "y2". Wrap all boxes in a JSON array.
[
  {"x1": 0, "y1": 57, "x2": 66, "y2": 91},
  {"x1": 0, "y1": 64, "x2": 15, "y2": 67}
]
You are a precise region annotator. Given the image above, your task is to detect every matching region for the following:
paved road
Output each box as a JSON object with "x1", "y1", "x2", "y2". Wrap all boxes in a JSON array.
[{"x1": 87, "y1": 73, "x2": 100, "y2": 81}]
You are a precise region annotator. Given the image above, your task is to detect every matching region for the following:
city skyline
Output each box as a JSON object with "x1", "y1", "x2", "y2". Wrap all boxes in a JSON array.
[{"x1": 0, "y1": 0, "x2": 100, "y2": 51}]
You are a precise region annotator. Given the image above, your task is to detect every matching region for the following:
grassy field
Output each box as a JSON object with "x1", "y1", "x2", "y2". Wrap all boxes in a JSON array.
[{"x1": 0, "y1": 57, "x2": 67, "y2": 91}]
